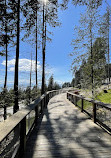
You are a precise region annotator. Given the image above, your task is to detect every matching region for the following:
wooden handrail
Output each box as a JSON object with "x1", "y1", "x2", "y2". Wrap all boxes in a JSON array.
[
  {"x1": 67, "y1": 91, "x2": 111, "y2": 133},
  {"x1": 0, "y1": 90, "x2": 60, "y2": 158},
  {"x1": 67, "y1": 92, "x2": 111, "y2": 110}
]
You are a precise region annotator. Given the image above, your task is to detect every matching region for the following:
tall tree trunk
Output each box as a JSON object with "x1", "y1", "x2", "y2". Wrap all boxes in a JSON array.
[
  {"x1": 90, "y1": 17, "x2": 94, "y2": 98},
  {"x1": 107, "y1": 8, "x2": 110, "y2": 87},
  {"x1": 4, "y1": 37, "x2": 8, "y2": 89},
  {"x1": 91, "y1": 37, "x2": 94, "y2": 98},
  {"x1": 4, "y1": 0, "x2": 7, "y2": 89},
  {"x1": 41, "y1": 3, "x2": 45, "y2": 95},
  {"x1": 35, "y1": 8, "x2": 38, "y2": 91},
  {"x1": 44, "y1": 10, "x2": 47, "y2": 56},
  {"x1": 13, "y1": 0, "x2": 20, "y2": 113},
  {"x1": 30, "y1": 52, "x2": 32, "y2": 102}
]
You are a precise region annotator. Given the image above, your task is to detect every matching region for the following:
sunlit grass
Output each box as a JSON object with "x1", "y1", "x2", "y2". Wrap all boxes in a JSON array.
[
  {"x1": 95, "y1": 89, "x2": 111, "y2": 104},
  {"x1": 77, "y1": 99, "x2": 92, "y2": 109},
  {"x1": 76, "y1": 89, "x2": 111, "y2": 111}
]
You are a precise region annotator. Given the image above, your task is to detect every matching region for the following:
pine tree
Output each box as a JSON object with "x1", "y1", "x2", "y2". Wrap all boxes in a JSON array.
[
  {"x1": 61, "y1": 0, "x2": 103, "y2": 10},
  {"x1": 71, "y1": 0, "x2": 101, "y2": 97},
  {"x1": 48, "y1": 75, "x2": 54, "y2": 91},
  {"x1": 14, "y1": 0, "x2": 20, "y2": 113},
  {"x1": 0, "y1": 0, "x2": 16, "y2": 89},
  {"x1": 99, "y1": 4, "x2": 111, "y2": 87},
  {"x1": 41, "y1": 0, "x2": 60, "y2": 95},
  {"x1": 22, "y1": 0, "x2": 41, "y2": 93}
]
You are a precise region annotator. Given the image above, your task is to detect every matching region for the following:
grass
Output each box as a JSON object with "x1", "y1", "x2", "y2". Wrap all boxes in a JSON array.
[
  {"x1": 77, "y1": 99, "x2": 92, "y2": 110},
  {"x1": 95, "y1": 89, "x2": 111, "y2": 104},
  {"x1": 76, "y1": 89, "x2": 111, "y2": 112}
]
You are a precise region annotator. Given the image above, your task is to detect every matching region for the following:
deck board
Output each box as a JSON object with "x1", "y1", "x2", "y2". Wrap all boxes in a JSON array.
[{"x1": 23, "y1": 93, "x2": 111, "y2": 158}]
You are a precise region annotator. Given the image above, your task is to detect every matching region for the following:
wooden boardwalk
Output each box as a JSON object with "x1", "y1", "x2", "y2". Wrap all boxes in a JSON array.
[{"x1": 24, "y1": 93, "x2": 111, "y2": 158}]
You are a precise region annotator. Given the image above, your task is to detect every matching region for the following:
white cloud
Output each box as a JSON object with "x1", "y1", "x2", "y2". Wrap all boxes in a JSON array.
[
  {"x1": 55, "y1": 80, "x2": 64, "y2": 85},
  {"x1": 2, "y1": 58, "x2": 41, "y2": 72}
]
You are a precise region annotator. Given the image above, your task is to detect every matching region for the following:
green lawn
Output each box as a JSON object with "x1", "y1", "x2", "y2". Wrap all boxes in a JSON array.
[
  {"x1": 77, "y1": 99, "x2": 92, "y2": 110},
  {"x1": 95, "y1": 89, "x2": 111, "y2": 104},
  {"x1": 77, "y1": 89, "x2": 111, "y2": 109}
]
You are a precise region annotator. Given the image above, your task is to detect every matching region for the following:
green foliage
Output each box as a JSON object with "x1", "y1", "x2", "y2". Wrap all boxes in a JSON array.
[
  {"x1": 77, "y1": 99, "x2": 92, "y2": 110},
  {"x1": 61, "y1": 0, "x2": 103, "y2": 10},
  {"x1": 62, "y1": 82, "x2": 71, "y2": 88},
  {"x1": 71, "y1": 78, "x2": 75, "y2": 87},
  {"x1": 47, "y1": 75, "x2": 61, "y2": 91},
  {"x1": 48, "y1": 75, "x2": 54, "y2": 91},
  {"x1": 53, "y1": 82, "x2": 61, "y2": 90},
  {"x1": 31, "y1": 86, "x2": 41, "y2": 101},
  {"x1": 0, "y1": 86, "x2": 41, "y2": 108},
  {"x1": 0, "y1": 88, "x2": 14, "y2": 107},
  {"x1": 95, "y1": 89, "x2": 111, "y2": 104},
  {"x1": 72, "y1": 37, "x2": 107, "y2": 90},
  {"x1": 83, "y1": 37, "x2": 106, "y2": 88}
]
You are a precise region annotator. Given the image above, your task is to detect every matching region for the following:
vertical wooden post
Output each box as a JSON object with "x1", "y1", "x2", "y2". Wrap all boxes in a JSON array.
[
  {"x1": 35, "y1": 106, "x2": 38, "y2": 125},
  {"x1": 69, "y1": 94, "x2": 70, "y2": 101},
  {"x1": 50, "y1": 92, "x2": 51, "y2": 98},
  {"x1": 46, "y1": 94, "x2": 48, "y2": 105},
  {"x1": 93, "y1": 102, "x2": 96, "y2": 123},
  {"x1": 44, "y1": 96, "x2": 47, "y2": 108},
  {"x1": 71, "y1": 95, "x2": 73, "y2": 103},
  {"x1": 72, "y1": 95, "x2": 74, "y2": 104},
  {"x1": 4, "y1": 105, "x2": 7, "y2": 120},
  {"x1": 75, "y1": 96, "x2": 77, "y2": 106},
  {"x1": 47, "y1": 93, "x2": 49, "y2": 104},
  {"x1": 19, "y1": 117, "x2": 26, "y2": 157},
  {"x1": 81, "y1": 98, "x2": 84, "y2": 112},
  {"x1": 41, "y1": 100, "x2": 43, "y2": 114}
]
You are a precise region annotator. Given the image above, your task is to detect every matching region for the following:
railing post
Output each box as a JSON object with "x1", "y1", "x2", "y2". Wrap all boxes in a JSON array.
[
  {"x1": 50, "y1": 93, "x2": 51, "y2": 98},
  {"x1": 44, "y1": 96, "x2": 47, "y2": 108},
  {"x1": 71, "y1": 95, "x2": 73, "y2": 103},
  {"x1": 72, "y1": 95, "x2": 74, "y2": 104},
  {"x1": 4, "y1": 105, "x2": 7, "y2": 120},
  {"x1": 19, "y1": 117, "x2": 26, "y2": 157},
  {"x1": 69, "y1": 94, "x2": 70, "y2": 101},
  {"x1": 68, "y1": 93, "x2": 69, "y2": 100},
  {"x1": 81, "y1": 98, "x2": 84, "y2": 112},
  {"x1": 41, "y1": 100, "x2": 43, "y2": 114},
  {"x1": 93, "y1": 102, "x2": 96, "y2": 123},
  {"x1": 75, "y1": 96, "x2": 77, "y2": 106},
  {"x1": 35, "y1": 106, "x2": 38, "y2": 125},
  {"x1": 47, "y1": 93, "x2": 49, "y2": 104}
]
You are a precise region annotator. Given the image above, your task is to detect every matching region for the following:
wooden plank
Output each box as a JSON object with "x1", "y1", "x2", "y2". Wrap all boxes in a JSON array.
[{"x1": 24, "y1": 93, "x2": 111, "y2": 158}]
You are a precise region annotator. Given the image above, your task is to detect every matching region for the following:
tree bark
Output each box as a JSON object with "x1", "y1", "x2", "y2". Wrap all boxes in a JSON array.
[
  {"x1": 41, "y1": 3, "x2": 45, "y2": 95},
  {"x1": 107, "y1": 8, "x2": 110, "y2": 87},
  {"x1": 14, "y1": 0, "x2": 20, "y2": 113},
  {"x1": 4, "y1": 0, "x2": 8, "y2": 89},
  {"x1": 35, "y1": 7, "x2": 38, "y2": 91}
]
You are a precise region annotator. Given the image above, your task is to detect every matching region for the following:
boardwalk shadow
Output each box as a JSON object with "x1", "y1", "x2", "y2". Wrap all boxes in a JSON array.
[{"x1": 24, "y1": 94, "x2": 111, "y2": 158}]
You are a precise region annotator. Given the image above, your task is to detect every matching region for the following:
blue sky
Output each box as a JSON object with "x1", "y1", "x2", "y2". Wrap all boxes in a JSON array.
[
  {"x1": 0, "y1": 0, "x2": 111, "y2": 89},
  {"x1": 46, "y1": 3, "x2": 84, "y2": 84}
]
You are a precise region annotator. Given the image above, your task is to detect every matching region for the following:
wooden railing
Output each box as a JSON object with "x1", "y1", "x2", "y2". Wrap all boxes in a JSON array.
[
  {"x1": 67, "y1": 92, "x2": 111, "y2": 133},
  {"x1": 0, "y1": 90, "x2": 60, "y2": 158}
]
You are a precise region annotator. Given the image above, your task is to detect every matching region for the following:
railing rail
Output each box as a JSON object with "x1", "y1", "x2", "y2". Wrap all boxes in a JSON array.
[
  {"x1": 0, "y1": 90, "x2": 60, "y2": 158},
  {"x1": 67, "y1": 91, "x2": 111, "y2": 133}
]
